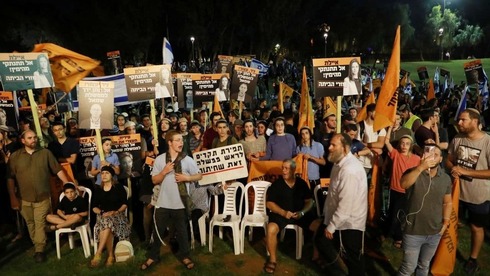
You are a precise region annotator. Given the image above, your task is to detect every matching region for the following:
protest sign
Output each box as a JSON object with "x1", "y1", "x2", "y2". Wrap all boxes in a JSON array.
[
  {"x1": 78, "y1": 80, "x2": 114, "y2": 130},
  {"x1": 230, "y1": 65, "x2": 259, "y2": 102},
  {"x1": 78, "y1": 134, "x2": 143, "y2": 179},
  {"x1": 0, "y1": 53, "x2": 54, "y2": 90},
  {"x1": 175, "y1": 73, "x2": 200, "y2": 109},
  {"x1": 111, "y1": 133, "x2": 143, "y2": 177},
  {"x1": 217, "y1": 55, "x2": 233, "y2": 74},
  {"x1": 124, "y1": 65, "x2": 171, "y2": 101},
  {"x1": 312, "y1": 57, "x2": 361, "y2": 98},
  {"x1": 417, "y1": 66, "x2": 429, "y2": 80},
  {"x1": 0, "y1": 91, "x2": 17, "y2": 130},
  {"x1": 191, "y1": 74, "x2": 221, "y2": 107},
  {"x1": 464, "y1": 60, "x2": 484, "y2": 85},
  {"x1": 106, "y1": 50, "x2": 123, "y2": 75},
  {"x1": 193, "y1": 144, "x2": 248, "y2": 185}
]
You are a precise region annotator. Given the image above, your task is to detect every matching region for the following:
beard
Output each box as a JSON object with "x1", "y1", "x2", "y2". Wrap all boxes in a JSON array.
[{"x1": 328, "y1": 151, "x2": 344, "y2": 163}]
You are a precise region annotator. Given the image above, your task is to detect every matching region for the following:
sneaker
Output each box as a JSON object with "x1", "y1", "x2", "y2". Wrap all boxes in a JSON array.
[{"x1": 464, "y1": 258, "x2": 480, "y2": 275}]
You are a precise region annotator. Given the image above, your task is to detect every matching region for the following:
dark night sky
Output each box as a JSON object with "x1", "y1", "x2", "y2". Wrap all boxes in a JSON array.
[{"x1": 1, "y1": 0, "x2": 489, "y2": 62}]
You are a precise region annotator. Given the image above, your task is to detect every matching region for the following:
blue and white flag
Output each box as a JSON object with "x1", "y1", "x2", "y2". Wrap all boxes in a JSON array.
[
  {"x1": 250, "y1": 58, "x2": 269, "y2": 77},
  {"x1": 163, "y1": 37, "x2": 174, "y2": 65},
  {"x1": 434, "y1": 67, "x2": 440, "y2": 93},
  {"x1": 454, "y1": 85, "x2": 468, "y2": 121},
  {"x1": 480, "y1": 68, "x2": 489, "y2": 111}
]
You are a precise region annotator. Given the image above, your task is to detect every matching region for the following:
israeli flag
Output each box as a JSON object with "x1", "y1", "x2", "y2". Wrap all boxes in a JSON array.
[
  {"x1": 250, "y1": 58, "x2": 269, "y2": 77},
  {"x1": 480, "y1": 69, "x2": 488, "y2": 111},
  {"x1": 163, "y1": 37, "x2": 174, "y2": 65}
]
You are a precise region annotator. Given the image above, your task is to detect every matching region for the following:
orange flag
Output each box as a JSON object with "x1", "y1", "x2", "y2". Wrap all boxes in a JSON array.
[
  {"x1": 356, "y1": 91, "x2": 375, "y2": 123},
  {"x1": 367, "y1": 154, "x2": 382, "y2": 227},
  {"x1": 373, "y1": 25, "x2": 400, "y2": 131},
  {"x1": 213, "y1": 91, "x2": 224, "y2": 118},
  {"x1": 427, "y1": 79, "x2": 435, "y2": 101},
  {"x1": 431, "y1": 178, "x2": 460, "y2": 276},
  {"x1": 280, "y1": 81, "x2": 294, "y2": 98},
  {"x1": 278, "y1": 82, "x2": 285, "y2": 113},
  {"x1": 297, "y1": 67, "x2": 315, "y2": 132},
  {"x1": 324, "y1": 96, "x2": 337, "y2": 115},
  {"x1": 32, "y1": 43, "x2": 100, "y2": 92},
  {"x1": 400, "y1": 72, "x2": 408, "y2": 87}
]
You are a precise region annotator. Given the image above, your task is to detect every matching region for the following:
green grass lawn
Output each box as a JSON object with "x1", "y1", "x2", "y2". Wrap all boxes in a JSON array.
[
  {"x1": 0, "y1": 220, "x2": 488, "y2": 275},
  {"x1": 400, "y1": 58, "x2": 490, "y2": 85}
]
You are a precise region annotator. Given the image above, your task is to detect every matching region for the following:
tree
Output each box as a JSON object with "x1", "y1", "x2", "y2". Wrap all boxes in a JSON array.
[
  {"x1": 453, "y1": 24, "x2": 484, "y2": 59},
  {"x1": 425, "y1": 5, "x2": 461, "y2": 59}
]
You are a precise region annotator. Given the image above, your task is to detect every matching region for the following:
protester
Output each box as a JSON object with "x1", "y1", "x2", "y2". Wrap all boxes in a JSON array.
[
  {"x1": 261, "y1": 117, "x2": 296, "y2": 161},
  {"x1": 141, "y1": 130, "x2": 202, "y2": 271},
  {"x1": 315, "y1": 113, "x2": 336, "y2": 177},
  {"x1": 315, "y1": 133, "x2": 367, "y2": 275},
  {"x1": 91, "y1": 166, "x2": 130, "y2": 267},
  {"x1": 48, "y1": 121, "x2": 80, "y2": 173},
  {"x1": 7, "y1": 130, "x2": 70, "y2": 263},
  {"x1": 46, "y1": 182, "x2": 88, "y2": 231},
  {"x1": 399, "y1": 104, "x2": 422, "y2": 133},
  {"x1": 446, "y1": 108, "x2": 490, "y2": 275},
  {"x1": 202, "y1": 112, "x2": 222, "y2": 150},
  {"x1": 397, "y1": 144, "x2": 451, "y2": 276},
  {"x1": 358, "y1": 104, "x2": 386, "y2": 176},
  {"x1": 90, "y1": 137, "x2": 120, "y2": 186},
  {"x1": 240, "y1": 119, "x2": 266, "y2": 162},
  {"x1": 297, "y1": 126, "x2": 325, "y2": 190},
  {"x1": 264, "y1": 159, "x2": 314, "y2": 274},
  {"x1": 384, "y1": 129, "x2": 420, "y2": 249}
]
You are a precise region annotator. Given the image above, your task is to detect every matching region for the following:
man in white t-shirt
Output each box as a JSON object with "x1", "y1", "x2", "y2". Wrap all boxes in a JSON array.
[{"x1": 359, "y1": 104, "x2": 386, "y2": 174}]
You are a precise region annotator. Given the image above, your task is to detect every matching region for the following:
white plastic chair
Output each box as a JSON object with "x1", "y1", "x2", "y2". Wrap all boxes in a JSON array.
[
  {"x1": 208, "y1": 181, "x2": 244, "y2": 255},
  {"x1": 55, "y1": 186, "x2": 92, "y2": 259},
  {"x1": 313, "y1": 184, "x2": 328, "y2": 217},
  {"x1": 240, "y1": 181, "x2": 271, "y2": 253},
  {"x1": 189, "y1": 196, "x2": 211, "y2": 249},
  {"x1": 93, "y1": 186, "x2": 129, "y2": 255},
  {"x1": 280, "y1": 224, "x2": 304, "y2": 260}
]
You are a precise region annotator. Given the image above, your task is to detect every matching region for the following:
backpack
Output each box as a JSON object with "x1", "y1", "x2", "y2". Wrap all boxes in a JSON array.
[{"x1": 115, "y1": 240, "x2": 134, "y2": 262}]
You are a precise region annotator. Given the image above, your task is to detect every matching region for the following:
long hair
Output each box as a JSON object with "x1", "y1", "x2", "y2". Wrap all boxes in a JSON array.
[
  {"x1": 348, "y1": 58, "x2": 362, "y2": 94},
  {"x1": 298, "y1": 127, "x2": 313, "y2": 150}
]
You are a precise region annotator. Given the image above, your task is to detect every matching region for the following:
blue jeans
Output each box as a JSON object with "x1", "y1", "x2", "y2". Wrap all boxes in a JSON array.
[{"x1": 398, "y1": 233, "x2": 442, "y2": 276}]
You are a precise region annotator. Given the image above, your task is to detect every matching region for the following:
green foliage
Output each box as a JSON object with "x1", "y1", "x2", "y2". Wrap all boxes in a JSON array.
[
  {"x1": 454, "y1": 25, "x2": 485, "y2": 58},
  {"x1": 426, "y1": 5, "x2": 461, "y2": 51}
]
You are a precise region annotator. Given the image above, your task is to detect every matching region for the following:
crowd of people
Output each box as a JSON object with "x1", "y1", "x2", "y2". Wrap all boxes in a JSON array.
[{"x1": 0, "y1": 74, "x2": 489, "y2": 274}]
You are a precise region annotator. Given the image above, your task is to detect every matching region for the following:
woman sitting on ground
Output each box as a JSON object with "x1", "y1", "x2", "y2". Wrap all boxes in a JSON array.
[{"x1": 90, "y1": 166, "x2": 131, "y2": 267}]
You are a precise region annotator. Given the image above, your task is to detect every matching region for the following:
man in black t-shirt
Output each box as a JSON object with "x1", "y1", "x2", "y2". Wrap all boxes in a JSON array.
[{"x1": 264, "y1": 159, "x2": 314, "y2": 274}]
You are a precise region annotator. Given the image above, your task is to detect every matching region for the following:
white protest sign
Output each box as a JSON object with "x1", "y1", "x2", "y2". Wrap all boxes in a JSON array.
[{"x1": 193, "y1": 144, "x2": 248, "y2": 185}]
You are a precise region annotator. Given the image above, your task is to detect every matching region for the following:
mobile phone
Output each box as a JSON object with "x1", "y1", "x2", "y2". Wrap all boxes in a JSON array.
[{"x1": 424, "y1": 145, "x2": 435, "y2": 160}]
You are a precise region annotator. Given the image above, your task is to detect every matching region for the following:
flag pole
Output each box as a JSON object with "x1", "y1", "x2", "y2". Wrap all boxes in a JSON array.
[
  {"x1": 27, "y1": 89, "x2": 44, "y2": 148},
  {"x1": 336, "y1": 96, "x2": 342, "y2": 133}
]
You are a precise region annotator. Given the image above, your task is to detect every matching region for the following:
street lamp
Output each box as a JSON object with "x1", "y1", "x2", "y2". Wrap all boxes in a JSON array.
[
  {"x1": 318, "y1": 23, "x2": 330, "y2": 58},
  {"x1": 323, "y1": 32, "x2": 328, "y2": 57},
  {"x1": 438, "y1": 28, "x2": 444, "y2": 60},
  {"x1": 190, "y1": 36, "x2": 195, "y2": 62}
]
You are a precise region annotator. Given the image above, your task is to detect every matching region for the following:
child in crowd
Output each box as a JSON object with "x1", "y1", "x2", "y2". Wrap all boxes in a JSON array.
[{"x1": 46, "y1": 183, "x2": 88, "y2": 231}]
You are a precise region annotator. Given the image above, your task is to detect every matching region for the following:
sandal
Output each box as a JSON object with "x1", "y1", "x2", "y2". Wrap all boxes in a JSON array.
[
  {"x1": 263, "y1": 261, "x2": 277, "y2": 274},
  {"x1": 105, "y1": 256, "x2": 114, "y2": 266},
  {"x1": 140, "y1": 258, "x2": 158, "y2": 271},
  {"x1": 393, "y1": 240, "x2": 402, "y2": 249},
  {"x1": 181, "y1": 257, "x2": 195, "y2": 270},
  {"x1": 90, "y1": 254, "x2": 102, "y2": 268}
]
